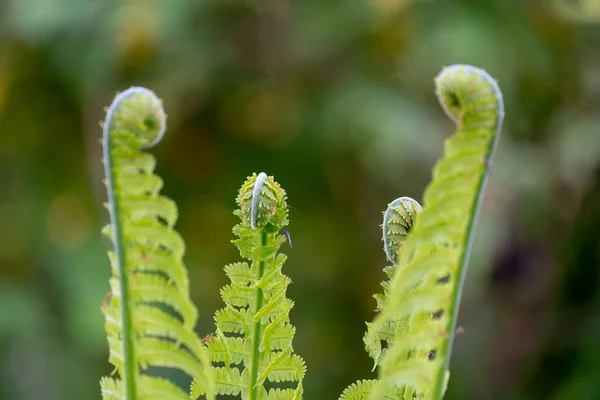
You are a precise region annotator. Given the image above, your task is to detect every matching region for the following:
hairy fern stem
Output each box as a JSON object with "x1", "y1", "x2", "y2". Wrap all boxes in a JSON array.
[{"x1": 249, "y1": 231, "x2": 268, "y2": 399}]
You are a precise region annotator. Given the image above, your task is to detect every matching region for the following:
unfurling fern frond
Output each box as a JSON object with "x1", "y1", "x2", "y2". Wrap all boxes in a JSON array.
[
  {"x1": 100, "y1": 87, "x2": 213, "y2": 400},
  {"x1": 382, "y1": 197, "x2": 423, "y2": 265},
  {"x1": 341, "y1": 64, "x2": 503, "y2": 400},
  {"x1": 193, "y1": 173, "x2": 306, "y2": 400},
  {"x1": 370, "y1": 65, "x2": 503, "y2": 399},
  {"x1": 364, "y1": 197, "x2": 422, "y2": 370}
]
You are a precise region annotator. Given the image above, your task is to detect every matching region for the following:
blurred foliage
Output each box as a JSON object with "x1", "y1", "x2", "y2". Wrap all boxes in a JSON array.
[{"x1": 1, "y1": 0, "x2": 600, "y2": 399}]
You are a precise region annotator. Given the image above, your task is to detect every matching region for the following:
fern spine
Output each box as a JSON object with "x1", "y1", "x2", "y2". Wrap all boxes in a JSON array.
[
  {"x1": 248, "y1": 230, "x2": 268, "y2": 400},
  {"x1": 248, "y1": 172, "x2": 269, "y2": 399}
]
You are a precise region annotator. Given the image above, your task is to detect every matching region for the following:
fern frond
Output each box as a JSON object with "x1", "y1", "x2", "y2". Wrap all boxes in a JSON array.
[
  {"x1": 360, "y1": 197, "x2": 422, "y2": 372},
  {"x1": 101, "y1": 87, "x2": 213, "y2": 400},
  {"x1": 365, "y1": 65, "x2": 504, "y2": 399},
  {"x1": 337, "y1": 197, "x2": 423, "y2": 398},
  {"x1": 205, "y1": 172, "x2": 306, "y2": 399}
]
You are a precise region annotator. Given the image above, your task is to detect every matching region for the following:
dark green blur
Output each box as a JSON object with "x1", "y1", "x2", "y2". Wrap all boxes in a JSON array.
[{"x1": 1, "y1": 1, "x2": 600, "y2": 399}]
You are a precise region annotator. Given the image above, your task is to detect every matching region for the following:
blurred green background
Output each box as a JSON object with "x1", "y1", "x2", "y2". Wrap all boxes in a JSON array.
[{"x1": 1, "y1": 0, "x2": 600, "y2": 399}]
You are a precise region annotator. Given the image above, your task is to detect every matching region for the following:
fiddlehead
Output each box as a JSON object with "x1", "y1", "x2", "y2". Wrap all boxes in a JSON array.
[
  {"x1": 358, "y1": 65, "x2": 503, "y2": 399},
  {"x1": 366, "y1": 197, "x2": 423, "y2": 368},
  {"x1": 194, "y1": 173, "x2": 306, "y2": 399},
  {"x1": 341, "y1": 197, "x2": 422, "y2": 400},
  {"x1": 100, "y1": 87, "x2": 213, "y2": 399},
  {"x1": 382, "y1": 197, "x2": 423, "y2": 265}
]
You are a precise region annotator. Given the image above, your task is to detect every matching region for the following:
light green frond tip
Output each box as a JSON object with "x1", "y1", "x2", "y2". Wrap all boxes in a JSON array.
[
  {"x1": 101, "y1": 87, "x2": 213, "y2": 400},
  {"x1": 204, "y1": 173, "x2": 306, "y2": 399},
  {"x1": 237, "y1": 172, "x2": 287, "y2": 232}
]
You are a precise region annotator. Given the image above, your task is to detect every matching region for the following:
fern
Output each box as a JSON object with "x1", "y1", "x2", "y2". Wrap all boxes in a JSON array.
[
  {"x1": 382, "y1": 197, "x2": 423, "y2": 266},
  {"x1": 341, "y1": 64, "x2": 504, "y2": 399},
  {"x1": 364, "y1": 197, "x2": 423, "y2": 370},
  {"x1": 100, "y1": 87, "x2": 213, "y2": 400},
  {"x1": 96, "y1": 64, "x2": 502, "y2": 399},
  {"x1": 192, "y1": 172, "x2": 306, "y2": 399}
]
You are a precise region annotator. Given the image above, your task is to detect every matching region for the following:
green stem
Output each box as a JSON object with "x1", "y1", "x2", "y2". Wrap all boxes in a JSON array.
[
  {"x1": 103, "y1": 90, "x2": 142, "y2": 400},
  {"x1": 248, "y1": 231, "x2": 268, "y2": 399}
]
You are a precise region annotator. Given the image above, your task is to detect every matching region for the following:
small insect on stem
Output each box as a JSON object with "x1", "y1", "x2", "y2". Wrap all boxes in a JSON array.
[
  {"x1": 202, "y1": 333, "x2": 215, "y2": 344},
  {"x1": 282, "y1": 229, "x2": 293, "y2": 249},
  {"x1": 100, "y1": 291, "x2": 113, "y2": 314}
]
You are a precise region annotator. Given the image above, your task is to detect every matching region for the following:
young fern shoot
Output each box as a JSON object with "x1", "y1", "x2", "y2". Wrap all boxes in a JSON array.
[
  {"x1": 95, "y1": 65, "x2": 501, "y2": 400},
  {"x1": 373, "y1": 65, "x2": 503, "y2": 399},
  {"x1": 345, "y1": 65, "x2": 503, "y2": 399},
  {"x1": 191, "y1": 173, "x2": 306, "y2": 399},
  {"x1": 365, "y1": 197, "x2": 423, "y2": 368},
  {"x1": 341, "y1": 197, "x2": 422, "y2": 400},
  {"x1": 100, "y1": 87, "x2": 213, "y2": 400}
]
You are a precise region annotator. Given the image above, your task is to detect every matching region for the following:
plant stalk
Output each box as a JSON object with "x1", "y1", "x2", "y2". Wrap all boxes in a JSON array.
[
  {"x1": 248, "y1": 231, "x2": 268, "y2": 399},
  {"x1": 103, "y1": 94, "x2": 137, "y2": 400}
]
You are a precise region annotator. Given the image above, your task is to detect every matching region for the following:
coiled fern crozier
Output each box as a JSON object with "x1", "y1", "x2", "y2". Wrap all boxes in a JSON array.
[
  {"x1": 341, "y1": 64, "x2": 504, "y2": 399},
  {"x1": 365, "y1": 197, "x2": 423, "y2": 368},
  {"x1": 191, "y1": 172, "x2": 306, "y2": 399},
  {"x1": 341, "y1": 197, "x2": 424, "y2": 399},
  {"x1": 100, "y1": 87, "x2": 213, "y2": 400}
]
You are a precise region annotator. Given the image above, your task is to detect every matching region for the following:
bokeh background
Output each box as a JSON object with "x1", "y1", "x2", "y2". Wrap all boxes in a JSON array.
[{"x1": 1, "y1": 0, "x2": 600, "y2": 399}]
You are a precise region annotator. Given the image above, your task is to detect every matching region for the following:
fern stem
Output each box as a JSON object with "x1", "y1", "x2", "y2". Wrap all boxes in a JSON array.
[
  {"x1": 103, "y1": 89, "x2": 144, "y2": 400},
  {"x1": 248, "y1": 230, "x2": 268, "y2": 399},
  {"x1": 431, "y1": 65, "x2": 504, "y2": 399}
]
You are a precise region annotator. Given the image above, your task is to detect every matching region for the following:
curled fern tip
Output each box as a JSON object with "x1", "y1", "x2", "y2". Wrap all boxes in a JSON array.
[
  {"x1": 103, "y1": 86, "x2": 167, "y2": 151},
  {"x1": 382, "y1": 197, "x2": 422, "y2": 264},
  {"x1": 237, "y1": 172, "x2": 287, "y2": 231},
  {"x1": 434, "y1": 65, "x2": 504, "y2": 133}
]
